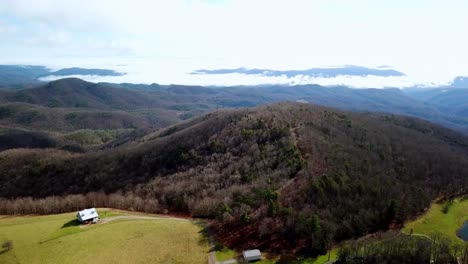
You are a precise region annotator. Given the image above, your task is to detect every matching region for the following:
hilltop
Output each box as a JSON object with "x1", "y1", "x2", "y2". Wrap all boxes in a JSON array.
[
  {"x1": 0, "y1": 102, "x2": 467, "y2": 255},
  {"x1": 0, "y1": 79, "x2": 185, "y2": 133}
]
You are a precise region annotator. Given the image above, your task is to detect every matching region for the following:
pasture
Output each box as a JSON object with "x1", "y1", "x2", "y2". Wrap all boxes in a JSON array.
[{"x1": 0, "y1": 209, "x2": 209, "y2": 264}]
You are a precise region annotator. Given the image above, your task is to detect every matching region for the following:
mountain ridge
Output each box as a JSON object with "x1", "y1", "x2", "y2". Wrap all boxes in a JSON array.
[
  {"x1": 0, "y1": 102, "x2": 467, "y2": 254},
  {"x1": 191, "y1": 65, "x2": 406, "y2": 77},
  {"x1": 2, "y1": 78, "x2": 468, "y2": 134}
]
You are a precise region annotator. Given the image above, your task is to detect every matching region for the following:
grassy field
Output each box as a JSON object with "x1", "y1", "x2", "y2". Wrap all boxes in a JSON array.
[
  {"x1": 0, "y1": 209, "x2": 209, "y2": 264},
  {"x1": 214, "y1": 245, "x2": 237, "y2": 261},
  {"x1": 214, "y1": 245, "x2": 337, "y2": 264},
  {"x1": 403, "y1": 198, "x2": 468, "y2": 244}
]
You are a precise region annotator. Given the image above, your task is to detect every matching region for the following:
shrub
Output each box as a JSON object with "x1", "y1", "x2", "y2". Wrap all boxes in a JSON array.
[
  {"x1": 1, "y1": 240, "x2": 13, "y2": 252},
  {"x1": 441, "y1": 199, "x2": 454, "y2": 214}
]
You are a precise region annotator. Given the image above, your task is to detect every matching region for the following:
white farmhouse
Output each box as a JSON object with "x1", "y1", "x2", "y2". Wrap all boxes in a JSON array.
[
  {"x1": 76, "y1": 208, "x2": 99, "y2": 223},
  {"x1": 242, "y1": 249, "x2": 261, "y2": 262}
]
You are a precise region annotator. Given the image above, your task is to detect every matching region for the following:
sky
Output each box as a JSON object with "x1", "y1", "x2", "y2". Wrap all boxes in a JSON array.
[{"x1": 1, "y1": 0, "x2": 468, "y2": 87}]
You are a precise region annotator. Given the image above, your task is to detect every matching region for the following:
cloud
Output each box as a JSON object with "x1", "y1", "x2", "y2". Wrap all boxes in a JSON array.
[
  {"x1": 1, "y1": 0, "x2": 468, "y2": 86},
  {"x1": 0, "y1": 20, "x2": 16, "y2": 33}
]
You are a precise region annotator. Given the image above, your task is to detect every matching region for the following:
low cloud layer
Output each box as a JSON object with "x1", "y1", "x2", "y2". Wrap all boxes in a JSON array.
[
  {"x1": 36, "y1": 63, "x2": 450, "y2": 88},
  {"x1": 1, "y1": 0, "x2": 468, "y2": 87}
]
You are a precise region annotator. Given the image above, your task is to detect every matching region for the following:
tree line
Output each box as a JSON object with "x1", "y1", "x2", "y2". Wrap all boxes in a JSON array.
[{"x1": 336, "y1": 232, "x2": 468, "y2": 264}]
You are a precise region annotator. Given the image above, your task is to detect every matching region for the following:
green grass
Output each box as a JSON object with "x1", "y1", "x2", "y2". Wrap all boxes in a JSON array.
[
  {"x1": 37, "y1": 209, "x2": 123, "y2": 243},
  {"x1": 403, "y1": 198, "x2": 468, "y2": 244},
  {"x1": 274, "y1": 249, "x2": 337, "y2": 264},
  {"x1": 304, "y1": 249, "x2": 338, "y2": 264},
  {"x1": 215, "y1": 246, "x2": 237, "y2": 261},
  {"x1": 0, "y1": 209, "x2": 209, "y2": 264},
  {"x1": 214, "y1": 246, "x2": 337, "y2": 264}
]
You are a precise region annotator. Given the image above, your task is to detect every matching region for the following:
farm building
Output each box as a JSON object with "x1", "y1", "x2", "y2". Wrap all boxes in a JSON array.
[
  {"x1": 242, "y1": 249, "x2": 261, "y2": 262},
  {"x1": 77, "y1": 208, "x2": 99, "y2": 223}
]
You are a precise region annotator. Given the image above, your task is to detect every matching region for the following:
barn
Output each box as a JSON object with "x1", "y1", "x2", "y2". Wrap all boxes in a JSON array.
[
  {"x1": 242, "y1": 249, "x2": 261, "y2": 262},
  {"x1": 77, "y1": 208, "x2": 99, "y2": 223}
]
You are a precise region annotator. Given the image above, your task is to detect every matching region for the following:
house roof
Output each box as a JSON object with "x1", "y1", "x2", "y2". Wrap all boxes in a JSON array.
[
  {"x1": 77, "y1": 208, "x2": 99, "y2": 221},
  {"x1": 242, "y1": 249, "x2": 261, "y2": 258}
]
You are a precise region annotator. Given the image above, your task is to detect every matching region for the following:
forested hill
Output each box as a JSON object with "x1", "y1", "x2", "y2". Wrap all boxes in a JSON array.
[
  {"x1": 2, "y1": 78, "x2": 468, "y2": 134},
  {"x1": 0, "y1": 78, "x2": 159, "y2": 109},
  {"x1": 0, "y1": 102, "x2": 467, "y2": 254}
]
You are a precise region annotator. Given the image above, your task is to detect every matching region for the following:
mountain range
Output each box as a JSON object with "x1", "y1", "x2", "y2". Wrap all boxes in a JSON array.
[
  {"x1": 0, "y1": 65, "x2": 124, "y2": 87},
  {"x1": 0, "y1": 75, "x2": 468, "y2": 257},
  {"x1": 191, "y1": 65, "x2": 405, "y2": 77},
  {"x1": 2, "y1": 77, "x2": 468, "y2": 136},
  {"x1": 0, "y1": 102, "x2": 467, "y2": 254}
]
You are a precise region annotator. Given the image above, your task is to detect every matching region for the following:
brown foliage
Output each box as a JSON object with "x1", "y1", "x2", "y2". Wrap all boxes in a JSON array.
[{"x1": 0, "y1": 102, "x2": 467, "y2": 254}]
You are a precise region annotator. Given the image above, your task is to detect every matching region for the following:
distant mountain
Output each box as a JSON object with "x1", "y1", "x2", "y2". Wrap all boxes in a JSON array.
[
  {"x1": 124, "y1": 83, "x2": 468, "y2": 133},
  {"x1": 40, "y1": 67, "x2": 124, "y2": 77},
  {"x1": 191, "y1": 65, "x2": 405, "y2": 77},
  {"x1": 0, "y1": 65, "x2": 125, "y2": 87},
  {"x1": 1, "y1": 78, "x2": 160, "y2": 109},
  {"x1": 451, "y1": 76, "x2": 468, "y2": 88},
  {"x1": 0, "y1": 65, "x2": 49, "y2": 87},
  {"x1": 1, "y1": 78, "x2": 468, "y2": 134},
  {"x1": 404, "y1": 83, "x2": 468, "y2": 117}
]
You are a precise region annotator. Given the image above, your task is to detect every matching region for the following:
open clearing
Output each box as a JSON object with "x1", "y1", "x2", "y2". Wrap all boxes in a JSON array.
[
  {"x1": 0, "y1": 209, "x2": 209, "y2": 264},
  {"x1": 403, "y1": 198, "x2": 468, "y2": 244}
]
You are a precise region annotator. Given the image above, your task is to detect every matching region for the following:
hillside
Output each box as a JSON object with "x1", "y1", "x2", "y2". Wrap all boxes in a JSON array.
[
  {"x1": 406, "y1": 88, "x2": 468, "y2": 113},
  {"x1": 2, "y1": 78, "x2": 468, "y2": 135},
  {"x1": 0, "y1": 79, "x2": 209, "y2": 133},
  {"x1": 120, "y1": 83, "x2": 468, "y2": 133},
  {"x1": 0, "y1": 102, "x2": 467, "y2": 255},
  {"x1": 0, "y1": 103, "x2": 179, "y2": 132},
  {"x1": 1, "y1": 78, "x2": 161, "y2": 109},
  {"x1": 0, "y1": 127, "x2": 84, "y2": 152}
]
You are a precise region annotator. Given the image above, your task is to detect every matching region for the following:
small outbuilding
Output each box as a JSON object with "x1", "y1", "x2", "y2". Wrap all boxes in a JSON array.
[
  {"x1": 77, "y1": 208, "x2": 99, "y2": 223},
  {"x1": 242, "y1": 249, "x2": 261, "y2": 262}
]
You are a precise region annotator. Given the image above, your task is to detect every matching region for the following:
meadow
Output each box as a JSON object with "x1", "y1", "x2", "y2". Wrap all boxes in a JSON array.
[
  {"x1": 215, "y1": 244, "x2": 337, "y2": 264},
  {"x1": 0, "y1": 209, "x2": 209, "y2": 264},
  {"x1": 403, "y1": 198, "x2": 468, "y2": 244}
]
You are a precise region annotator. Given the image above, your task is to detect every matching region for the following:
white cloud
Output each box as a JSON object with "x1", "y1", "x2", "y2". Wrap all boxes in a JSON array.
[{"x1": 0, "y1": 25, "x2": 16, "y2": 34}]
